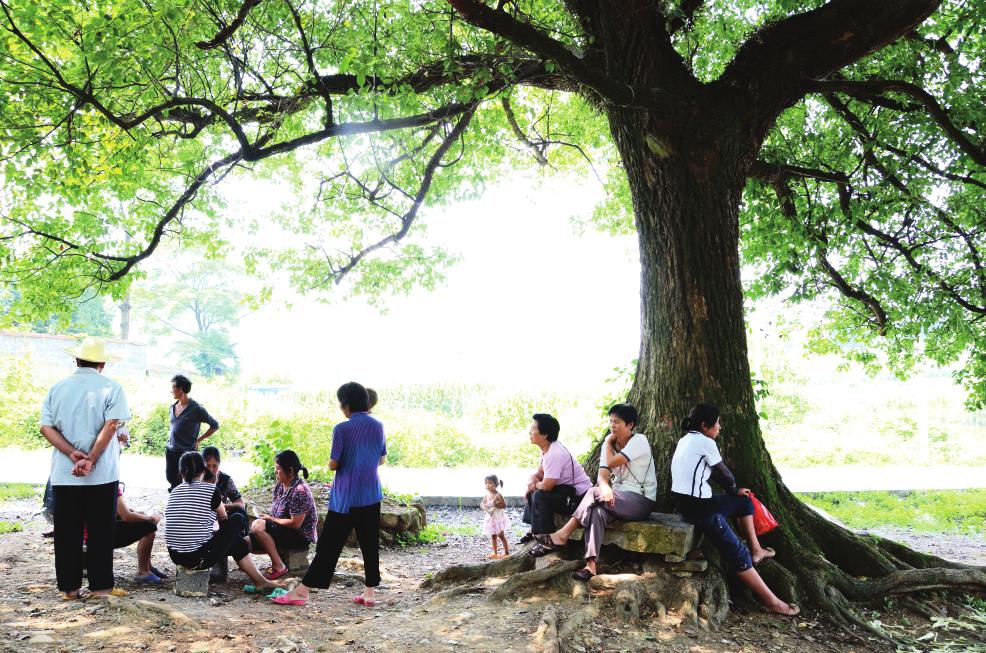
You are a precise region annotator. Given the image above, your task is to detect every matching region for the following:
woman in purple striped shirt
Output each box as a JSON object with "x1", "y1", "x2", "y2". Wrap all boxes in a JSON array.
[{"x1": 272, "y1": 381, "x2": 386, "y2": 607}]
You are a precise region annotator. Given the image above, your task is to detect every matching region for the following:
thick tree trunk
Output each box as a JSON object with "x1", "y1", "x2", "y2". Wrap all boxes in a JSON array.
[
  {"x1": 605, "y1": 101, "x2": 766, "y2": 506},
  {"x1": 585, "y1": 84, "x2": 986, "y2": 632}
]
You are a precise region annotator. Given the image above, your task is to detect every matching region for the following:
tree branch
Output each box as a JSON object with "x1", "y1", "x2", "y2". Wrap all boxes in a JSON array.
[
  {"x1": 761, "y1": 167, "x2": 889, "y2": 333},
  {"x1": 195, "y1": 0, "x2": 264, "y2": 50},
  {"x1": 721, "y1": 0, "x2": 940, "y2": 126},
  {"x1": 500, "y1": 96, "x2": 547, "y2": 165},
  {"x1": 667, "y1": 0, "x2": 704, "y2": 36},
  {"x1": 314, "y1": 105, "x2": 478, "y2": 287},
  {"x1": 445, "y1": 0, "x2": 671, "y2": 107},
  {"x1": 809, "y1": 78, "x2": 984, "y2": 166}
]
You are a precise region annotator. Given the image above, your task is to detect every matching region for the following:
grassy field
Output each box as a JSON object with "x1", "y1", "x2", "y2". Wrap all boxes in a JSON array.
[
  {"x1": 3, "y1": 346, "x2": 985, "y2": 478},
  {"x1": 798, "y1": 489, "x2": 986, "y2": 535}
]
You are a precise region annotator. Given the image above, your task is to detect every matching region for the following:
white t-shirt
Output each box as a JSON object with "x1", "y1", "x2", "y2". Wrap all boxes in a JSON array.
[
  {"x1": 606, "y1": 433, "x2": 657, "y2": 501},
  {"x1": 670, "y1": 431, "x2": 723, "y2": 499}
]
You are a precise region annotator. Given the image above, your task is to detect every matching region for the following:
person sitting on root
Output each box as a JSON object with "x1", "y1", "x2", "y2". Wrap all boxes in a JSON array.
[
  {"x1": 164, "y1": 452, "x2": 284, "y2": 594},
  {"x1": 248, "y1": 449, "x2": 318, "y2": 580},
  {"x1": 671, "y1": 403, "x2": 799, "y2": 616},
  {"x1": 529, "y1": 403, "x2": 658, "y2": 582}
]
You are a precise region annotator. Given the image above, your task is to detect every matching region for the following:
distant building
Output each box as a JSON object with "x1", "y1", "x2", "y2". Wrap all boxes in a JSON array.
[{"x1": 0, "y1": 330, "x2": 148, "y2": 379}]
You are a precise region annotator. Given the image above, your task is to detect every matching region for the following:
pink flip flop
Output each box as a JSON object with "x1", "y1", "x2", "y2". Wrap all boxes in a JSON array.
[
  {"x1": 264, "y1": 566, "x2": 289, "y2": 581},
  {"x1": 271, "y1": 594, "x2": 306, "y2": 606},
  {"x1": 352, "y1": 594, "x2": 376, "y2": 607}
]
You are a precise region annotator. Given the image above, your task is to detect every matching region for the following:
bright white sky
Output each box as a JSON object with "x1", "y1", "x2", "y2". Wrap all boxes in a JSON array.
[{"x1": 143, "y1": 172, "x2": 643, "y2": 391}]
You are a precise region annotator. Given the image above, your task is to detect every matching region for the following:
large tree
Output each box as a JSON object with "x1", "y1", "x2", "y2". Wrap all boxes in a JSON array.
[{"x1": 1, "y1": 0, "x2": 983, "y2": 629}]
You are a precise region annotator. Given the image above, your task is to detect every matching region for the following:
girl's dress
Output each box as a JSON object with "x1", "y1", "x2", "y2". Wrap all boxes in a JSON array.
[{"x1": 481, "y1": 493, "x2": 511, "y2": 535}]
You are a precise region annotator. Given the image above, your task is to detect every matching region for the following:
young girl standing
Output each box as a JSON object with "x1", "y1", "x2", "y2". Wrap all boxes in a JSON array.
[{"x1": 481, "y1": 475, "x2": 510, "y2": 559}]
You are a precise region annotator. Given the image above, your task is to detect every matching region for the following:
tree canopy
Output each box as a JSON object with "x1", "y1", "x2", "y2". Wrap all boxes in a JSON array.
[{"x1": 0, "y1": 0, "x2": 982, "y2": 403}]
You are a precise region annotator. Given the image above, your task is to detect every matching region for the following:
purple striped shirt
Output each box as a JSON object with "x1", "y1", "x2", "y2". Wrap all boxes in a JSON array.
[{"x1": 328, "y1": 412, "x2": 386, "y2": 514}]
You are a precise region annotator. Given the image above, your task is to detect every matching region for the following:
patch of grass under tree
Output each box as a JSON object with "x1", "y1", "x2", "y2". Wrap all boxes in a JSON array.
[{"x1": 799, "y1": 489, "x2": 986, "y2": 534}]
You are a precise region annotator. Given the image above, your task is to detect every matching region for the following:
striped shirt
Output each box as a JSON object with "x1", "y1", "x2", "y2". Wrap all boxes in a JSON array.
[
  {"x1": 670, "y1": 431, "x2": 723, "y2": 499},
  {"x1": 165, "y1": 480, "x2": 221, "y2": 552},
  {"x1": 328, "y1": 412, "x2": 386, "y2": 514}
]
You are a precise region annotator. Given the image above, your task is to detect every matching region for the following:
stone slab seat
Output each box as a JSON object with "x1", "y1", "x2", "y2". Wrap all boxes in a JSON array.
[{"x1": 556, "y1": 512, "x2": 696, "y2": 560}]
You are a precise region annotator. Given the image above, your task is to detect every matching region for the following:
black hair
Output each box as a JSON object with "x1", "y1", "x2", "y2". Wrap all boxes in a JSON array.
[
  {"x1": 275, "y1": 449, "x2": 309, "y2": 480},
  {"x1": 76, "y1": 359, "x2": 102, "y2": 369},
  {"x1": 202, "y1": 446, "x2": 221, "y2": 462},
  {"x1": 179, "y1": 451, "x2": 214, "y2": 484},
  {"x1": 171, "y1": 374, "x2": 192, "y2": 394},
  {"x1": 367, "y1": 388, "x2": 378, "y2": 411},
  {"x1": 681, "y1": 403, "x2": 720, "y2": 434},
  {"x1": 532, "y1": 413, "x2": 561, "y2": 442},
  {"x1": 337, "y1": 381, "x2": 370, "y2": 412},
  {"x1": 607, "y1": 403, "x2": 639, "y2": 430},
  {"x1": 484, "y1": 474, "x2": 503, "y2": 488}
]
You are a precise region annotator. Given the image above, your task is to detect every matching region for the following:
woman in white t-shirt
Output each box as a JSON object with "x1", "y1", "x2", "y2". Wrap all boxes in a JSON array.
[
  {"x1": 528, "y1": 404, "x2": 657, "y2": 582},
  {"x1": 671, "y1": 403, "x2": 799, "y2": 616}
]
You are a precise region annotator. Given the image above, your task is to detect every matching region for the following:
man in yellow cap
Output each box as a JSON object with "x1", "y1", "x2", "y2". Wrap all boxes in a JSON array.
[{"x1": 40, "y1": 336, "x2": 131, "y2": 599}]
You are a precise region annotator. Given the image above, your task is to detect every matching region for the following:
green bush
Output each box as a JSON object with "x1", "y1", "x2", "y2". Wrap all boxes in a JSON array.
[
  {"x1": 0, "y1": 356, "x2": 46, "y2": 448},
  {"x1": 128, "y1": 403, "x2": 170, "y2": 455},
  {"x1": 248, "y1": 416, "x2": 334, "y2": 483}
]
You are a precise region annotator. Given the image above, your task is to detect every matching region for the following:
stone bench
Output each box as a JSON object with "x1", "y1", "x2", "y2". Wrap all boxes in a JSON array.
[
  {"x1": 175, "y1": 566, "x2": 210, "y2": 597},
  {"x1": 557, "y1": 512, "x2": 700, "y2": 564}
]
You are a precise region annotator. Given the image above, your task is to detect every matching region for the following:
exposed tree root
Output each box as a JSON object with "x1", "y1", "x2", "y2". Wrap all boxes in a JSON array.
[
  {"x1": 103, "y1": 596, "x2": 194, "y2": 625},
  {"x1": 533, "y1": 607, "x2": 560, "y2": 653},
  {"x1": 488, "y1": 559, "x2": 581, "y2": 602},
  {"x1": 420, "y1": 543, "x2": 535, "y2": 589},
  {"x1": 871, "y1": 535, "x2": 977, "y2": 571},
  {"x1": 420, "y1": 583, "x2": 486, "y2": 608}
]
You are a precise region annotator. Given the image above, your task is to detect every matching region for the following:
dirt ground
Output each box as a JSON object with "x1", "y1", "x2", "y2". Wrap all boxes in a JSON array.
[{"x1": 1, "y1": 489, "x2": 983, "y2": 653}]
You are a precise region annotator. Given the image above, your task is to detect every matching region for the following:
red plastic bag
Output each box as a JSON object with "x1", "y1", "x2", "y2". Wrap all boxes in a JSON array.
[{"x1": 749, "y1": 492, "x2": 779, "y2": 536}]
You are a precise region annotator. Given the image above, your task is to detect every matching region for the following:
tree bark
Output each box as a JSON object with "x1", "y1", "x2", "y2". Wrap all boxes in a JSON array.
[{"x1": 575, "y1": 4, "x2": 985, "y2": 628}]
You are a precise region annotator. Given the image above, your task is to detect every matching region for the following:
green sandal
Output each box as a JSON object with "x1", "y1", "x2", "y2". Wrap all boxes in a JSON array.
[{"x1": 245, "y1": 584, "x2": 288, "y2": 599}]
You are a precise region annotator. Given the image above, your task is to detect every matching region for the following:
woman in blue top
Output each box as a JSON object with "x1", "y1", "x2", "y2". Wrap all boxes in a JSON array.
[{"x1": 273, "y1": 382, "x2": 386, "y2": 607}]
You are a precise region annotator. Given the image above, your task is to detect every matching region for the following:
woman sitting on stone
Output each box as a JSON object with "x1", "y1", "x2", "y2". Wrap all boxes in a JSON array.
[
  {"x1": 249, "y1": 449, "x2": 318, "y2": 580},
  {"x1": 529, "y1": 403, "x2": 657, "y2": 582},
  {"x1": 671, "y1": 403, "x2": 799, "y2": 616},
  {"x1": 164, "y1": 452, "x2": 283, "y2": 593}
]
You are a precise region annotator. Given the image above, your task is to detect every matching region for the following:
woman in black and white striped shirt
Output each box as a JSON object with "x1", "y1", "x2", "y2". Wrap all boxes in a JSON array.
[{"x1": 164, "y1": 452, "x2": 283, "y2": 593}]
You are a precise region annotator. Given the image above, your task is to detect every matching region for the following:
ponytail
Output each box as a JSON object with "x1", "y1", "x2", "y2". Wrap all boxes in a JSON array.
[
  {"x1": 178, "y1": 451, "x2": 212, "y2": 484},
  {"x1": 682, "y1": 403, "x2": 720, "y2": 434},
  {"x1": 275, "y1": 449, "x2": 307, "y2": 480}
]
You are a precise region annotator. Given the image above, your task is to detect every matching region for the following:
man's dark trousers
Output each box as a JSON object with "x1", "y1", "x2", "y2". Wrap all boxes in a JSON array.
[
  {"x1": 53, "y1": 481, "x2": 118, "y2": 592},
  {"x1": 523, "y1": 487, "x2": 579, "y2": 534}
]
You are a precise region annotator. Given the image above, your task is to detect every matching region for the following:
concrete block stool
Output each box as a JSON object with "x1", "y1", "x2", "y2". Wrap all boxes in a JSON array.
[
  {"x1": 175, "y1": 566, "x2": 210, "y2": 597},
  {"x1": 278, "y1": 546, "x2": 311, "y2": 572}
]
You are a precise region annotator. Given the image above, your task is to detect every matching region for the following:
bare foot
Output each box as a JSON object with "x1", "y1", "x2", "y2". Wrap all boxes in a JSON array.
[
  {"x1": 767, "y1": 601, "x2": 800, "y2": 616},
  {"x1": 752, "y1": 547, "x2": 776, "y2": 564},
  {"x1": 549, "y1": 533, "x2": 567, "y2": 546}
]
